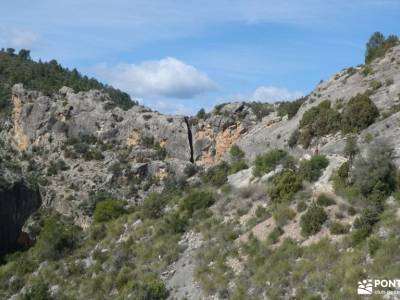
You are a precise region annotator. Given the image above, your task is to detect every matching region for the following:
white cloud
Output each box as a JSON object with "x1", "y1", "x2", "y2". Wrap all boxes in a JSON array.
[
  {"x1": 0, "y1": 27, "x2": 40, "y2": 49},
  {"x1": 95, "y1": 57, "x2": 217, "y2": 99},
  {"x1": 149, "y1": 100, "x2": 195, "y2": 116},
  {"x1": 250, "y1": 86, "x2": 303, "y2": 102}
]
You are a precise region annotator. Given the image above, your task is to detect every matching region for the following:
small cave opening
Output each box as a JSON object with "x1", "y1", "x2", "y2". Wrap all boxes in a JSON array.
[
  {"x1": 0, "y1": 181, "x2": 41, "y2": 261},
  {"x1": 184, "y1": 116, "x2": 194, "y2": 163}
]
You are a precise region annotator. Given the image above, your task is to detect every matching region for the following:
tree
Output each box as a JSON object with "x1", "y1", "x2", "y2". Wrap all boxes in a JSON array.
[
  {"x1": 365, "y1": 32, "x2": 399, "y2": 64},
  {"x1": 196, "y1": 108, "x2": 206, "y2": 119},
  {"x1": 300, "y1": 204, "x2": 327, "y2": 236},
  {"x1": 6, "y1": 48, "x2": 15, "y2": 55},
  {"x1": 341, "y1": 94, "x2": 379, "y2": 133},
  {"x1": 351, "y1": 141, "x2": 396, "y2": 198},
  {"x1": 344, "y1": 134, "x2": 359, "y2": 163},
  {"x1": 18, "y1": 49, "x2": 31, "y2": 60}
]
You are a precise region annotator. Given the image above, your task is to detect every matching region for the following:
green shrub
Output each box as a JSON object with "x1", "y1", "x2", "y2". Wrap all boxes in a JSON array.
[
  {"x1": 253, "y1": 149, "x2": 288, "y2": 177},
  {"x1": 267, "y1": 227, "x2": 284, "y2": 244},
  {"x1": 46, "y1": 159, "x2": 69, "y2": 176},
  {"x1": 229, "y1": 144, "x2": 245, "y2": 161},
  {"x1": 365, "y1": 32, "x2": 399, "y2": 64},
  {"x1": 299, "y1": 155, "x2": 329, "y2": 182},
  {"x1": 296, "y1": 200, "x2": 308, "y2": 212},
  {"x1": 142, "y1": 193, "x2": 166, "y2": 219},
  {"x1": 34, "y1": 215, "x2": 81, "y2": 260},
  {"x1": 337, "y1": 161, "x2": 350, "y2": 180},
  {"x1": 22, "y1": 282, "x2": 51, "y2": 300},
  {"x1": 277, "y1": 97, "x2": 306, "y2": 119},
  {"x1": 248, "y1": 102, "x2": 274, "y2": 121},
  {"x1": 369, "y1": 80, "x2": 382, "y2": 90},
  {"x1": 163, "y1": 212, "x2": 188, "y2": 234},
  {"x1": 93, "y1": 199, "x2": 126, "y2": 223},
  {"x1": 341, "y1": 94, "x2": 379, "y2": 133},
  {"x1": 288, "y1": 130, "x2": 299, "y2": 148},
  {"x1": 129, "y1": 278, "x2": 169, "y2": 300},
  {"x1": 273, "y1": 205, "x2": 296, "y2": 227},
  {"x1": 351, "y1": 142, "x2": 396, "y2": 198},
  {"x1": 229, "y1": 160, "x2": 248, "y2": 174},
  {"x1": 316, "y1": 194, "x2": 335, "y2": 206},
  {"x1": 300, "y1": 204, "x2": 327, "y2": 236},
  {"x1": 269, "y1": 170, "x2": 303, "y2": 203},
  {"x1": 196, "y1": 108, "x2": 207, "y2": 119},
  {"x1": 298, "y1": 100, "x2": 341, "y2": 147},
  {"x1": 181, "y1": 189, "x2": 215, "y2": 215},
  {"x1": 201, "y1": 162, "x2": 229, "y2": 187},
  {"x1": 329, "y1": 222, "x2": 350, "y2": 235},
  {"x1": 367, "y1": 235, "x2": 381, "y2": 255}
]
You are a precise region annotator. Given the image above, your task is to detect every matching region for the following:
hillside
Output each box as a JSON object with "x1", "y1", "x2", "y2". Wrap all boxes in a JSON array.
[{"x1": 0, "y1": 34, "x2": 400, "y2": 299}]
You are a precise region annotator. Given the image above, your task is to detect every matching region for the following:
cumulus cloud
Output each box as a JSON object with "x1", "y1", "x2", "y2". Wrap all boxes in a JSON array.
[
  {"x1": 250, "y1": 86, "x2": 303, "y2": 102},
  {"x1": 95, "y1": 57, "x2": 217, "y2": 99},
  {"x1": 149, "y1": 100, "x2": 195, "y2": 116},
  {"x1": 0, "y1": 27, "x2": 40, "y2": 49}
]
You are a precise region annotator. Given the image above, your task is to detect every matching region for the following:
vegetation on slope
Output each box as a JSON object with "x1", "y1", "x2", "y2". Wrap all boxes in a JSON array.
[
  {"x1": 0, "y1": 48, "x2": 136, "y2": 115},
  {"x1": 365, "y1": 32, "x2": 399, "y2": 64}
]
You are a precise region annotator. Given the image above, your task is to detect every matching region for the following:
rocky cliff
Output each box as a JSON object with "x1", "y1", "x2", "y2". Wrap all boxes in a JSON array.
[{"x1": 0, "y1": 181, "x2": 41, "y2": 259}]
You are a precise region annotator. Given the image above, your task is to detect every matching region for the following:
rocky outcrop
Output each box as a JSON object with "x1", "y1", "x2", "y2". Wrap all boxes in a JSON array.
[
  {"x1": 10, "y1": 84, "x2": 192, "y2": 162},
  {"x1": 238, "y1": 45, "x2": 400, "y2": 162},
  {"x1": 0, "y1": 181, "x2": 41, "y2": 258},
  {"x1": 191, "y1": 102, "x2": 258, "y2": 167}
]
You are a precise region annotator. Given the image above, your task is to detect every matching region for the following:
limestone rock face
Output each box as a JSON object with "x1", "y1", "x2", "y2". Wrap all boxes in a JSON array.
[
  {"x1": 10, "y1": 84, "x2": 191, "y2": 161},
  {"x1": 237, "y1": 45, "x2": 400, "y2": 163},
  {"x1": 0, "y1": 182, "x2": 41, "y2": 258},
  {"x1": 191, "y1": 102, "x2": 258, "y2": 167}
]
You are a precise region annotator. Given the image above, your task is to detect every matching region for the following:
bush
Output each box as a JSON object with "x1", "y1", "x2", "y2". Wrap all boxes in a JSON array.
[
  {"x1": 273, "y1": 205, "x2": 296, "y2": 227},
  {"x1": 229, "y1": 160, "x2": 248, "y2": 174},
  {"x1": 296, "y1": 200, "x2": 307, "y2": 212},
  {"x1": 288, "y1": 130, "x2": 299, "y2": 148},
  {"x1": 47, "y1": 159, "x2": 69, "y2": 176},
  {"x1": 298, "y1": 100, "x2": 341, "y2": 147},
  {"x1": 267, "y1": 227, "x2": 284, "y2": 244},
  {"x1": 300, "y1": 204, "x2": 327, "y2": 236},
  {"x1": 196, "y1": 108, "x2": 207, "y2": 119},
  {"x1": 351, "y1": 142, "x2": 396, "y2": 198},
  {"x1": 337, "y1": 161, "x2": 350, "y2": 180},
  {"x1": 142, "y1": 193, "x2": 166, "y2": 219},
  {"x1": 181, "y1": 189, "x2": 215, "y2": 215},
  {"x1": 229, "y1": 144, "x2": 245, "y2": 161},
  {"x1": 269, "y1": 170, "x2": 303, "y2": 203},
  {"x1": 329, "y1": 222, "x2": 350, "y2": 235},
  {"x1": 316, "y1": 194, "x2": 335, "y2": 206},
  {"x1": 341, "y1": 94, "x2": 379, "y2": 133},
  {"x1": 299, "y1": 155, "x2": 329, "y2": 182},
  {"x1": 201, "y1": 162, "x2": 229, "y2": 187},
  {"x1": 22, "y1": 282, "x2": 51, "y2": 300},
  {"x1": 277, "y1": 97, "x2": 306, "y2": 119},
  {"x1": 248, "y1": 102, "x2": 274, "y2": 121},
  {"x1": 253, "y1": 149, "x2": 288, "y2": 177},
  {"x1": 93, "y1": 199, "x2": 126, "y2": 223},
  {"x1": 34, "y1": 216, "x2": 81, "y2": 260},
  {"x1": 130, "y1": 278, "x2": 169, "y2": 300}
]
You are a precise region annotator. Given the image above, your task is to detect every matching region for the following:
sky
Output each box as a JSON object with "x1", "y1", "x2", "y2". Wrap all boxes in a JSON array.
[{"x1": 0, "y1": 1, "x2": 399, "y2": 115}]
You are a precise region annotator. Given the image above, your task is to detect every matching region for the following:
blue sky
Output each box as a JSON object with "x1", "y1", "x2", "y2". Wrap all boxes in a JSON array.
[{"x1": 0, "y1": 1, "x2": 399, "y2": 115}]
